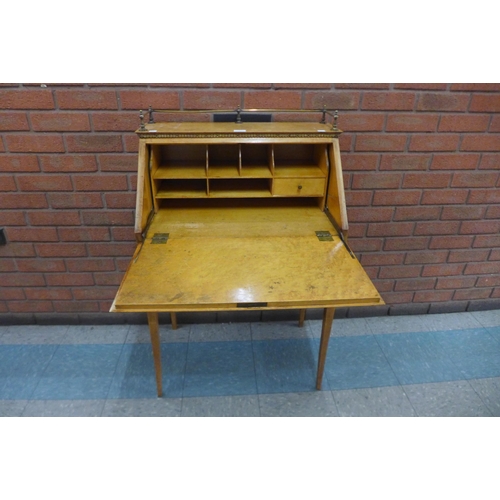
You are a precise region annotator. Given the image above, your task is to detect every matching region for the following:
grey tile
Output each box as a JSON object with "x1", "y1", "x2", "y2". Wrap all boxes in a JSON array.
[
  {"x1": 181, "y1": 395, "x2": 260, "y2": 417},
  {"x1": 418, "y1": 312, "x2": 482, "y2": 331},
  {"x1": 0, "y1": 400, "x2": 28, "y2": 417},
  {"x1": 125, "y1": 324, "x2": 189, "y2": 343},
  {"x1": 62, "y1": 324, "x2": 129, "y2": 344},
  {"x1": 251, "y1": 321, "x2": 313, "y2": 340},
  {"x1": 469, "y1": 377, "x2": 500, "y2": 416},
  {"x1": 22, "y1": 400, "x2": 105, "y2": 417},
  {"x1": 307, "y1": 318, "x2": 372, "y2": 338},
  {"x1": 0, "y1": 325, "x2": 69, "y2": 344},
  {"x1": 189, "y1": 322, "x2": 252, "y2": 342},
  {"x1": 367, "y1": 315, "x2": 431, "y2": 335},
  {"x1": 403, "y1": 381, "x2": 493, "y2": 417},
  {"x1": 258, "y1": 391, "x2": 339, "y2": 417},
  {"x1": 333, "y1": 386, "x2": 416, "y2": 417},
  {"x1": 102, "y1": 398, "x2": 182, "y2": 417},
  {"x1": 471, "y1": 310, "x2": 500, "y2": 328}
]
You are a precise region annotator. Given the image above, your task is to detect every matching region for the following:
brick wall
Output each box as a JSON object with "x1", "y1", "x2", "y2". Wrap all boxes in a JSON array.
[{"x1": 1, "y1": 83, "x2": 499, "y2": 322}]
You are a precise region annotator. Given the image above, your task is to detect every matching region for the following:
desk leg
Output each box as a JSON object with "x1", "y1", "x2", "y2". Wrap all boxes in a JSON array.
[
  {"x1": 170, "y1": 312, "x2": 178, "y2": 330},
  {"x1": 298, "y1": 309, "x2": 306, "y2": 327},
  {"x1": 147, "y1": 312, "x2": 163, "y2": 397},
  {"x1": 316, "y1": 307, "x2": 335, "y2": 390}
]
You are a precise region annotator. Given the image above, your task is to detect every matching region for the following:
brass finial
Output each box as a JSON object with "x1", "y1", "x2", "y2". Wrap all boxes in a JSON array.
[{"x1": 139, "y1": 110, "x2": 145, "y2": 130}]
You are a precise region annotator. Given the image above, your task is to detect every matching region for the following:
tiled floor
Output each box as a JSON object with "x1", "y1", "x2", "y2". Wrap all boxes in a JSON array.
[{"x1": 1, "y1": 310, "x2": 500, "y2": 417}]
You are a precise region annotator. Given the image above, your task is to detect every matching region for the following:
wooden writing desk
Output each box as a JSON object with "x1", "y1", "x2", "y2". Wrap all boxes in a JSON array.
[{"x1": 111, "y1": 117, "x2": 383, "y2": 396}]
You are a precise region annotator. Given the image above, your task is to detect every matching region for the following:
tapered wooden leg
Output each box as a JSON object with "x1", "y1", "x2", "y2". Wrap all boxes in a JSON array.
[
  {"x1": 170, "y1": 312, "x2": 178, "y2": 330},
  {"x1": 298, "y1": 309, "x2": 306, "y2": 327},
  {"x1": 147, "y1": 312, "x2": 163, "y2": 397},
  {"x1": 316, "y1": 307, "x2": 335, "y2": 390}
]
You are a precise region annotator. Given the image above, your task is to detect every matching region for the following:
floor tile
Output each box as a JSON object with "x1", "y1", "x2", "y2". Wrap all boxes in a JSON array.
[
  {"x1": 367, "y1": 315, "x2": 430, "y2": 335},
  {"x1": 403, "y1": 380, "x2": 493, "y2": 417},
  {"x1": 432, "y1": 329, "x2": 500, "y2": 379},
  {"x1": 102, "y1": 398, "x2": 182, "y2": 417},
  {"x1": 125, "y1": 324, "x2": 189, "y2": 344},
  {"x1": 251, "y1": 321, "x2": 312, "y2": 340},
  {"x1": 0, "y1": 400, "x2": 28, "y2": 417},
  {"x1": 486, "y1": 325, "x2": 500, "y2": 345},
  {"x1": 468, "y1": 377, "x2": 500, "y2": 416},
  {"x1": 0, "y1": 325, "x2": 69, "y2": 344},
  {"x1": 307, "y1": 317, "x2": 372, "y2": 338},
  {"x1": 31, "y1": 344, "x2": 122, "y2": 399},
  {"x1": 108, "y1": 343, "x2": 187, "y2": 399},
  {"x1": 471, "y1": 310, "x2": 500, "y2": 327},
  {"x1": 181, "y1": 395, "x2": 260, "y2": 417},
  {"x1": 22, "y1": 399, "x2": 105, "y2": 417},
  {"x1": 418, "y1": 312, "x2": 482, "y2": 331},
  {"x1": 376, "y1": 331, "x2": 463, "y2": 385},
  {"x1": 333, "y1": 386, "x2": 416, "y2": 417},
  {"x1": 62, "y1": 324, "x2": 129, "y2": 344},
  {"x1": 323, "y1": 336, "x2": 399, "y2": 390},
  {"x1": 259, "y1": 391, "x2": 339, "y2": 417},
  {"x1": 183, "y1": 341, "x2": 257, "y2": 397},
  {"x1": 253, "y1": 338, "x2": 320, "y2": 394},
  {"x1": 189, "y1": 322, "x2": 252, "y2": 342}
]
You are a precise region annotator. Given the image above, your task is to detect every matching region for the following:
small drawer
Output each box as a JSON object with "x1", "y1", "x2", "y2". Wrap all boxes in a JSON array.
[{"x1": 273, "y1": 178, "x2": 326, "y2": 197}]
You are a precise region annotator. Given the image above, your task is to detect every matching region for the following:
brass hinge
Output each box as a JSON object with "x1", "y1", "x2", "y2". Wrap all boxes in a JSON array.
[
  {"x1": 315, "y1": 231, "x2": 333, "y2": 241},
  {"x1": 151, "y1": 233, "x2": 169, "y2": 244}
]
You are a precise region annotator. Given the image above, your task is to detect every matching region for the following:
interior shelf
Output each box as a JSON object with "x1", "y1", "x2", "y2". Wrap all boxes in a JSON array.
[
  {"x1": 156, "y1": 179, "x2": 207, "y2": 198},
  {"x1": 209, "y1": 179, "x2": 272, "y2": 198}
]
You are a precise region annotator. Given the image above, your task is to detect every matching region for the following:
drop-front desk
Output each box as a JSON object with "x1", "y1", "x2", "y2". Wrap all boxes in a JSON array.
[{"x1": 111, "y1": 116, "x2": 383, "y2": 396}]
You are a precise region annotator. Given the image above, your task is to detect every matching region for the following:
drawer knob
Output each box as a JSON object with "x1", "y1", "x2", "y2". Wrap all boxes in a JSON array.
[{"x1": 298, "y1": 185, "x2": 303, "y2": 190}]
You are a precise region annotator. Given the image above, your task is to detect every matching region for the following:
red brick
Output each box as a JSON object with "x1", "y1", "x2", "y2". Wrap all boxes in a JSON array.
[
  {"x1": 467, "y1": 189, "x2": 500, "y2": 204},
  {"x1": 367, "y1": 222, "x2": 414, "y2": 237},
  {"x1": 0, "y1": 258, "x2": 16, "y2": 272},
  {"x1": 8, "y1": 227, "x2": 58, "y2": 242},
  {"x1": 436, "y1": 276, "x2": 477, "y2": 289},
  {"x1": 364, "y1": 266, "x2": 379, "y2": 279},
  {"x1": 351, "y1": 173, "x2": 401, "y2": 189},
  {"x1": 362, "y1": 92, "x2": 415, "y2": 110},
  {"x1": 473, "y1": 235, "x2": 500, "y2": 248},
  {"x1": 335, "y1": 84, "x2": 390, "y2": 89},
  {"x1": 349, "y1": 238, "x2": 383, "y2": 252},
  {"x1": 65, "y1": 134, "x2": 123, "y2": 153},
  {"x1": 25, "y1": 288, "x2": 73, "y2": 300},
  {"x1": 3, "y1": 273, "x2": 46, "y2": 287},
  {"x1": 119, "y1": 90, "x2": 180, "y2": 110},
  {"x1": 0, "y1": 243, "x2": 36, "y2": 257},
  {"x1": 66, "y1": 259, "x2": 115, "y2": 272},
  {"x1": 0, "y1": 112, "x2": 30, "y2": 131},
  {"x1": 386, "y1": 114, "x2": 438, "y2": 132},
  {"x1": 16, "y1": 259, "x2": 66, "y2": 272},
  {"x1": 441, "y1": 206, "x2": 486, "y2": 220},
  {"x1": 48, "y1": 193, "x2": 103, "y2": 209},
  {"x1": 402, "y1": 172, "x2": 451, "y2": 188},
  {"x1": 422, "y1": 263, "x2": 465, "y2": 276},
  {"x1": 405, "y1": 251, "x2": 448, "y2": 264},
  {"x1": 58, "y1": 227, "x2": 110, "y2": 242},
  {"x1": 72, "y1": 174, "x2": 128, "y2": 191},
  {"x1": 94, "y1": 273, "x2": 123, "y2": 286},
  {"x1": 216, "y1": 83, "x2": 273, "y2": 88},
  {"x1": 338, "y1": 114, "x2": 384, "y2": 131},
  {"x1": 461, "y1": 134, "x2": 500, "y2": 152},
  {"x1": 355, "y1": 134, "x2": 407, "y2": 152},
  {"x1": 304, "y1": 92, "x2": 360, "y2": 110},
  {"x1": 99, "y1": 154, "x2": 137, "y2": 172},
  {"x1": 409, "y1": 134, "x2": 459, "y2": 152},
  {"x1": 116, "y1": 259, "x2": 132, "y2": 272},
  {"x1": 469, "y1": 94, "x2": 500, "y2": 112},
  {"x1": 81, "y1": 211, "x2": 134, "y2": 226},
  {"x1": 1, "y1": 212, "x2": 26, "y2": 225},
  {"x1": 394, "y1": 278, "x2": 436, "y2": 291},
  {"x1": 348, "y1": 207, "x2": 394, "y2": 222},
  {"x1": 6, "y1": 134, "x2": 64, "y2": 153},
  {"x1": 39, "y1": 155, "x2": 98, "y2": 172},
  {"x1": 72, "y1": 287, "x2": 117, "y2": 300},
  {"x1": 17, "y1": 174, "x2": 73, "y2": 191},
  {"x1": 431, "y1": 154, "x2": 479, "y2": 170},
  {"x1": 417, "y1": 93, "x2": 469, "y2": 111},
  {"x1": 453, "y1": 288, "x2": 492, "y2": 300},
  {"x1": 394, "y1": 84, "x2": 448, "y2": 90},
  {"x1": 393, "y1": 206, "x2": 441, "y2": 221},
  {"x1": 9, "y1": 301, "x2": 54, "y2": 313},
  {"x1": 92, "y1": 112, "x2": 138, "y2": 131},
  {"x1": 429, "y1": 236, "x2": 474, "y2": 249},
  {"x1": 57, "y1": 90, "x2": 118, "y2": 110},
  {"x1": 345, "y1": 191, "x2": 372, "y2": 206},
  {"x1": 0, "y1": 155, "x2": 40, "y2": 172},
  {"x1": 87, "y1": 243, "x2": 136, "y2": 257},
  {"x1": 383, "y1": 237, "x2": 429, "y2": 251},
  {"x1": 45, "y1": 273, "x2": 94, "y2": 287},
  {"x1": 486, "y1": 206, "x2": 500, "y2": 218},
  {"x1": 414, "y1": 221, "x2": 460, "y2": 236},
  {"x1": 460, "y1": 221, "x2": 500, "y2": 234},
  {"x1": 0, "y1": 288, "x2": 25, "y2": 300},
  {"x1": 244, "y1": 91, "x2": 301, "y2": 109},
  {"x1": 479, "y1": 153, "x2": 500, "y2": 170},
  {"x1": 448, "y1": 249, "x2": 490, "y2": 263},
  {"x1": 183, "y1": 90, "x2": 240, "y2": 110},
  {"x1": 28, "y1": 210, "x2": 80, "y2": 226},
  {"x1": 360, "y1": 253, "x2": 405, "y2": 266},
  {"x1": 381, "y1": 292, "x2": 415, "y2": 304},
  {"x1": 488, "y1": 250, "x2": 500, "y2": 260},
  {"x1": 36, "y1": 243, "x2": 87, "y2": 258},
  {"x1": 421, "y1": 189, "x2": 468, "y2": 205},
  {"x1": 373, "y1": 190, "x2": 421, "y2": 205},
  {"x1": 31, "y1": 112, "x2": 91, "y2": 131},
  {"x1": 0, "y1": 174, "x2": 16, "y2": 191},
  {"x1": 123, "y1": 134, "x2": 139, "y2": 153},
  {"x1": 438, "y1": 114, "x2": 490, "y2": 132},
  {"x1": 379, "y1": 154, "x2": 431, "y2": 171},
  {"x1": 477, "y1": 276, "x2": 500, "y2": 287},
  {"x1": 0, "y1": 90, "x2": 54, "y2": 109},
  {"x1": 53, "y1": 301, "x2": 100, "y2": 313},
  {"x1": 0, "y1": 193, "x2": 48, "y2": 209},
  {"x1": 414, "y1": 290, "x2": 454, "y2": 302},
  {"x1": 451, "y1": 84, "x2": 500, "y2": 92},
  {"x1": 490, "y1": 116, "x2": 500, "y2": 132},
  {"x1": 104, "y1": 193, "x2": 136, "y2": 209}
]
